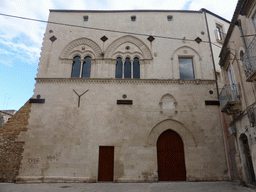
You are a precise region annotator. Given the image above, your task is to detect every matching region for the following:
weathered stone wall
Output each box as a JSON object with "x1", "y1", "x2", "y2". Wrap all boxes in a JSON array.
[
  {"x1": 16, "y1": 10, "x2": 230, "y2": 183},
  {"x1": 0, "y1": 102, "x2": 31, "y2": 182}
]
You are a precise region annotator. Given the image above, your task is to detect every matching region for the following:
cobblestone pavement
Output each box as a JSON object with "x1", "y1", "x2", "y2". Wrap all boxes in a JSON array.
[{"x1": 0, "y1": 181, "x2": 255, "y2": 192}]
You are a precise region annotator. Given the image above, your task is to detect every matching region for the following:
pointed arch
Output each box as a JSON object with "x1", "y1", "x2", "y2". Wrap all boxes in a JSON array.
[
  {"x1": 171, "y1": 45, "x2": 202, "y2": 79},
  {"x1": 147, "y1": 119, "x2": 197, "y2": 147},
  {"x1": 171, "y1": 45, "x2": 202, "y2": 60},
  {"x1": 157, "y1": 129, "x2": 186, "y2": 181},
  {"x1": 159, "y1": 94, "x2": 177, "y2": 115},
  {"x1": 60, "y1": 37, "x2": 102, "y2": 59},
  {"x1": 160, "y1": 93, "x2": 177, "y2": 103},
  {"x1": 239, "y1": 133, "x2": 256, "y2": 183},
  {"x1": 104, "y1": 35, "x2": 152, "y2": 59}
]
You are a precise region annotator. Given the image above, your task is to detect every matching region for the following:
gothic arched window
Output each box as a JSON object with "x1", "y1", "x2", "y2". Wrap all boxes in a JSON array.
[
  {"x1": 82, "y1": 56, "x2": 91, "y2": 78},
  {"x1": 124, "y1": 57, "x2": 131, "y2": 78},
  {"x1": 133, "y1": 57, "x2": 140, "y2": 79},
  {"x1": 71, "y1": 56, "x2": 81, "y2": 78},
  {"x1": 115, "y1": 57, "x2": 140, "y2": 79},
  {"x1": 115, "y1": 57, "x2": 122, "y2": 78},
  {"x1": 71, "y1": 56, "x2": 91, "y2": 78}
]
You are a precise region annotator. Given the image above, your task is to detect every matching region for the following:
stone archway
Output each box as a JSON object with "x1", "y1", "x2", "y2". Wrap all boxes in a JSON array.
[
  {"x1": 157, "y1": 129, "x2": 186, "y2": 181},
  {"x1": 147, "y1": 119, "x2": 197, "y2": 148},
  {"x1": 240, "y1": 134, "x2": 255, "y2": 184}
]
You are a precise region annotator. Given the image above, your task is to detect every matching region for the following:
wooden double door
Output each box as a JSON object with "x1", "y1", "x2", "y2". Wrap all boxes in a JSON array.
[{"x1": 157, "y1": 130, "x2": 186, "y2": 181}]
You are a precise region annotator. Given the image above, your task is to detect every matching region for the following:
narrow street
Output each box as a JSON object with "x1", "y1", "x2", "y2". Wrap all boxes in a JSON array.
[{"x1": 0, "y1": 181, "x2": 255, "y2": 192}]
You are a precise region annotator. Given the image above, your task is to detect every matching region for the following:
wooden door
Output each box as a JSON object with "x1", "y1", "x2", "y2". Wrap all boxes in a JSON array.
[
  {"x1": 98, "y1": 146, "x2": 114, "y2": 182},
  {"x1": 157, "y1": 130, "x2": 186, "y2": 181},
  {"x1": 240, "y1": 134, "x2": 255, "y2": 184}
]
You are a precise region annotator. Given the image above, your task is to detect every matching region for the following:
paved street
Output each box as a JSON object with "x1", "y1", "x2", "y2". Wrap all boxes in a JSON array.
[{"x1": 0, "y1": 181, "x2": 255, "y2": 192}]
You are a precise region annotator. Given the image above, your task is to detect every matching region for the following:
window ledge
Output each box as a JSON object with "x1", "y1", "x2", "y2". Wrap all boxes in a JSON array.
[{"x1": 216, "y1": 39, "x2": 224, "y2": 44}]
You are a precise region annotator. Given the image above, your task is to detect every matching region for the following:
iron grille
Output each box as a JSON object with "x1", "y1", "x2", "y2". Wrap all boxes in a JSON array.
[
  {"x1": 242, "y1": 36, "x2": 256, "y2": 81},
  {"x1": 219, "y1": 84, "x2": 240, "y2": 112}
]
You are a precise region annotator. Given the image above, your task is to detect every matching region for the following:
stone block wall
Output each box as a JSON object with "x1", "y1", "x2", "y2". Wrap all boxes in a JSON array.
[{"x1": 0, "y1": 101, "x2": 31, "y2": 182}]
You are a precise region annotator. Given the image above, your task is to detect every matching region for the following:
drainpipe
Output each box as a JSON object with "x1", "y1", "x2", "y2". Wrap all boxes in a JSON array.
[
  {"x1": 202, "y1": 9, "x2": 220, "y2": 99},
  {"x1": 202, "y1": 9, "x2": 234, "y2": 180}
]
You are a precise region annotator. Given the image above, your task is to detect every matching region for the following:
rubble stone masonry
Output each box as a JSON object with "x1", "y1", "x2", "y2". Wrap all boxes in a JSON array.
[{"x1": 0, "y1": 102, "x2": 31, "y2": 182}]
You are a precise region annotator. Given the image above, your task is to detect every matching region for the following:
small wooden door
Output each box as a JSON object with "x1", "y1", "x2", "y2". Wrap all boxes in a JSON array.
[
  {"x1": 98, "y1": 146, "x2": 114, "y2": 182},
  {"x1": 157, "y1": 130, "x2": 186, "y2": 181}
]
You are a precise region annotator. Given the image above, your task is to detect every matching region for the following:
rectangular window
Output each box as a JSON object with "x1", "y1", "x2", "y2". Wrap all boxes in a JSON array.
[
  {"x1": 131, "y1": 16, "x2": 136, "y2": 21},
  {"x1": 253, "y1": 13, "x2": 256, "y2": 29},
  {"x1": 179, "y1": 57, "x2": 195, "y2": 79},
  {"x1": 216, "y1": 25, "x2": 223, "y2": 40},
  {"x1": 167, "y1": 15, "x2": 173, "y2": 21},
  {"x1": 215, "y1": 24, "x2": 225, "y2": 43},
  {"x1": 83, "y1": 16, "x2": 89, "y2": 21}
]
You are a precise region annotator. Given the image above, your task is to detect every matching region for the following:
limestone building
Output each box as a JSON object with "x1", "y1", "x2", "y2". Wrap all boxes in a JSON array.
[
  {"x1": 15, "y1": 9, "x2": 230, "y2": 182},
  {"x1": 219, "y1": 0, "x2": 256, "y2": 185},
  {"x1": 0, "y1": 110, "x2": 16, "y2": 128}
]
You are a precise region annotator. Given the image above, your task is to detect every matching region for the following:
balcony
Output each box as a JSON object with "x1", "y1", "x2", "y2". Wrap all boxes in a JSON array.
[
  {"x1": 242, "y1": 36, "x2": 256, "y2": 82},
  {"x1": 247, "y1": 102, "x2": 256, "y2": 127},
  {"x1": 219, "y1": 84, "x2": 241, "y2": 114}
]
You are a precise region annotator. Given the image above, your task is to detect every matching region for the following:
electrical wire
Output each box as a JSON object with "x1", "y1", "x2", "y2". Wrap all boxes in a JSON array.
[{"x1": 0, "y1": 12, "x2": 223, "y2": 48}]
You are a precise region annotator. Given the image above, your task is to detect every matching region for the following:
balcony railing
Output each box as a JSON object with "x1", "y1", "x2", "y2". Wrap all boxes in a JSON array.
[
  {"x1": 242, "y1": 36, "x2": 256, "y2": 81},
  {"x1": 219, "y1": 84, "x2": 241, "y2": 114},
  {"x1": 247, "y1": 102, "x2": 256, "y2": 127}
]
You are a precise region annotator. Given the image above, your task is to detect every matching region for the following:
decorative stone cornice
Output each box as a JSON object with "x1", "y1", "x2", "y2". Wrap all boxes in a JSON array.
[{"x1": 35, "y1": 78, "x2": 216, "y2": 85}]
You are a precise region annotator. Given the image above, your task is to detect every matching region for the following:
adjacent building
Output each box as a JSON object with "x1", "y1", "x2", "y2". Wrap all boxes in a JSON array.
[
  {"x1": 0, "y1": 110, "x2": 16, "y2": 128},
  {"x1": 1, "y1": 9, "x2": 230, "y2": 182},
  {"x1": 219, "y1": 0, "x2": 256, "y2": 185}
]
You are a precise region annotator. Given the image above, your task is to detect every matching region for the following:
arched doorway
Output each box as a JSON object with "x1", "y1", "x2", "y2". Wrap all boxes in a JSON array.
[
  {"x1": 157, "y1": 129, "x2": 186, "y2": 181},
  {"x1": 240, "y1": 134, "x2": 255, "y2": 184}
]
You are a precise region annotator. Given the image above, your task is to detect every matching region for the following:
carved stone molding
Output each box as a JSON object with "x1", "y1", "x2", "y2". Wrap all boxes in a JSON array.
[
  {"x1": 104, "y1": 35, "x2": 153, "y2": 59},
  {"x1": 60, "y1": 59, "x2": 73, "y2": 65},
  {"x1": 91, "y1": 59, "x2": 97, "y2": 65},
  {"x1": 104, "y1": 59, "x2": 116, "y2": 65},
  {"x1": 140, "y1": 59, "x2": 151, "y2": 65},
  {"x1": 171, "y1": 45, "x2": 202, "y2": 60},
  {"x1": 36, "y1": 78, "x2": 216, "y2": 85},
  {"x1": 60, "y1": 38, "x2": 102, "y2": 59}
]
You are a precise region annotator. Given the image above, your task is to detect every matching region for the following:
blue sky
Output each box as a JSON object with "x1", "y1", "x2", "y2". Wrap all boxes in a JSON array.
[{"x1": 0, "y1": 0, "x2": 237, "y2": 110}]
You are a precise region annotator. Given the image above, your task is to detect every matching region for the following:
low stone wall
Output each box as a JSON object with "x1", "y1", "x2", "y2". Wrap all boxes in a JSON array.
[{"x1": 0, "y1": 101, "x2": 31, "y2": 182}]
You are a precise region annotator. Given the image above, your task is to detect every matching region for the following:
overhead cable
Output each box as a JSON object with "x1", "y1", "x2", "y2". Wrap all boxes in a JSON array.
[{"x1": 0, "y1": 12, "x2": 222, "y2": 48}]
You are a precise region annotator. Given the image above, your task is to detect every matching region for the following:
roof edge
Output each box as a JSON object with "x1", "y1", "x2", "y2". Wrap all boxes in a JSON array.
[
  {"x1": 200, "y1": 8, "x2": 230, "y2": 23},
  {"x1": 219, "y1": 0, "x2": 245, "y2": 65},
  {"x1": 49, "y1": 9, "x2": 202, "y2": 13}
]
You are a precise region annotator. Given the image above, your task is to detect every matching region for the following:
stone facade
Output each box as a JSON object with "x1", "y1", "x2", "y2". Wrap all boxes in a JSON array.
[
  {"x1": 219, "y1": 0, "x2": 256, "y2": 185},
  {"x1": 16, "y1": 10, "x2": 230, "y2": 183},
  {"x1": 0, "y1": 102, "x2": 31, "y2": 182}
]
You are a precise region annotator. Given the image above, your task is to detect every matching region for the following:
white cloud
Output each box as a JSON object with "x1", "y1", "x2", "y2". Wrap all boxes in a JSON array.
[
  {"x1": 0, "y1": 57, "x2": 13, "y2": 67},
  {"x1": 0, "y1": 0, "x2": 237, "y2": 67},
  {"x1": 105, "y1": 0, "x2": 189, "y2": 10},
  {"x1": 188, "y1": 0, "x2": 237, "y2": 20},
  {"x1": 0, "y1": 48, "x2": 14, "y2": 55}
]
